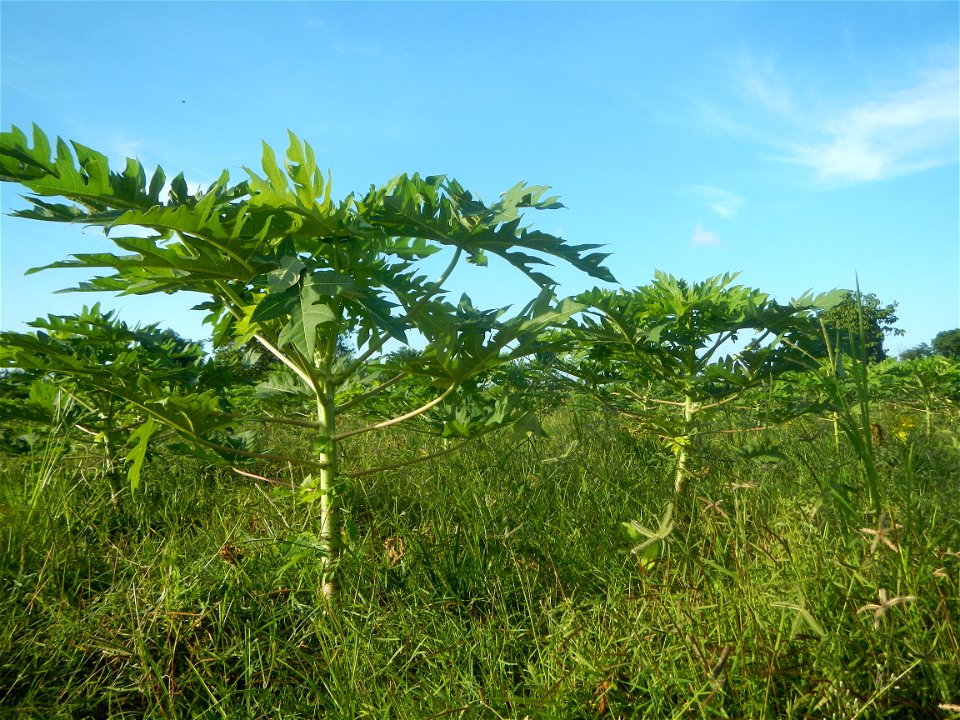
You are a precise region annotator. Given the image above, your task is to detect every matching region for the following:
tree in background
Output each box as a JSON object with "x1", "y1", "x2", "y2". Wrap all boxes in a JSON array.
[
  {"x1": 898, "y1": 329, "x2": 960, "y2": 362},
  {"x1": 899, "y1": 342, "x2": 933, "y2": 361},
  {"x1": 816, "y1": 291, "x2": 903, "y2": 363},
  {"x1": 932, "y1": 329, "x2": 960, "y2": 360}
]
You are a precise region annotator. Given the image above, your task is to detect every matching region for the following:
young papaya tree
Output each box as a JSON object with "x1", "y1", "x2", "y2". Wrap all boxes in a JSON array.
[
  {"x1": 0, "y1": 124, "x2": 615, "y2": 601},
  {"x1": 871, "y1": 355, "x2": 960, "y2": 436},
  {"x1": 565, "y1": 271, "x2": 842, "y2": 495},
  {"x1": 0, "y1": 304, "x2": 233, "y2": 502}
]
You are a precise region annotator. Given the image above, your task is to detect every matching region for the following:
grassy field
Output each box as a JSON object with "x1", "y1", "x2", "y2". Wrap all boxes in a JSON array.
[{"x1": 2, "y1": 402, "x2": 958, "y2": 719}]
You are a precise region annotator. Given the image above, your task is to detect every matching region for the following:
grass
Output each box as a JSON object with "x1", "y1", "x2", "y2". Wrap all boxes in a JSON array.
[{"x1": 1, "y1": 402, "x2": 958, "y2": 718}]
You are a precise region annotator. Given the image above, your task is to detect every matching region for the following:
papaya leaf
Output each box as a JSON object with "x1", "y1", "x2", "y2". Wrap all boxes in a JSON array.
[
  {"x1": 250, "y1": 286, "x2": 299, "y2": 323},
  {"x1": 124, "y1": 418, "x2": 156, "y2": 492},
  {"x1": 277, "y1": 281, "x2": 336, "y2": 357},
  {"x1": 267, "y1": 256, "x2": 306, "y2": 291}
]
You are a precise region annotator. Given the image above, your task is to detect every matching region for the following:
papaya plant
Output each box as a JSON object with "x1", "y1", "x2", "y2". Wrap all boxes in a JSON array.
[
  {"x1": 0, "y1": 124, "x2": 615, "y2": 601},
  {"x1": 872, "y1": 355, "x2": 960, "y2": 435},
  {"x1": 0, "y1": 304, "x2": 233, "y2": 501},
  {"x1": 565, "y1": 271, "x2": 843, "y2": 495}
]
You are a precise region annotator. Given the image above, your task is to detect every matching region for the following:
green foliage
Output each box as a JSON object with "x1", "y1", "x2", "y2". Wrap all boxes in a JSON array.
[
  {"x1": 899, "y1": 341, "x2": 933, "y2": 361},
  {"x1": 932, "y1": 328, "x2": 960, "y2": 360},
  {"x1": 817, "y1": 329, "x2": 883, "y2": 516},
  {"x1": 1, "y1": 123, "x2": 612, "y2": 393},
  {"x1": 2, "y1": 404, "x2": 957, "y2": 717},
  {"x1": 873, "y1": 355, "x2": 960, "y2": 434},
  {"x1": 816, "y1": 290, "x2": 903, "y2": 363},
  {"x1": 565, "y1": 270, "x2": 844, "y2": 493},
  {"x1": 571, "y1": 271, "x2": 842, "y2": 399},
  {"x1": 1, "y1": 123, "x2": 614, "y2": 601},
  {"x1": 0, "y1": 305, "x2": 227, "y2": 496}
]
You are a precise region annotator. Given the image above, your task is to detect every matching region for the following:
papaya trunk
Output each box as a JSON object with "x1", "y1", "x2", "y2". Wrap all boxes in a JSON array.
[
  {"x1": 674, "y1": 394, "x2": 695, "y2": 495},
  {"x1": 315, "y1": 383, "x2": 340, "y2": 603}
]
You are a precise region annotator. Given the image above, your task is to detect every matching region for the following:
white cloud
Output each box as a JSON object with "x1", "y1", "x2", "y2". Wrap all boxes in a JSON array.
[
  {"x1": 736, "y1": 56, "x2": 795, "y2": 116},
  {"x1": 782, "y1": 68, "x2": 959, "y2": 183},
  {"x1": 332, "y1": 40, "x2": 389, "y2": 58},
  {"x1": 691, "y1": 185, "x2": 744, "y2": 218},
  {"x1": 691, "y1": 224, "x2": 721, "y2": 246},
  {"x1": 106, "y1": 136, "x2": 146, "y2": 164},
  {"x1": 714, "y1": 56, "x2": 959, "y2": 185},
  {"x1": 0, "y1": 53, "x2": 80, "y2": 104}
]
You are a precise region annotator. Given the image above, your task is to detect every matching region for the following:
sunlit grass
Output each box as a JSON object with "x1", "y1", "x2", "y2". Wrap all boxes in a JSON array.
[{"x1": 2, "y1": 404, "x2": 958, "y2": 718}]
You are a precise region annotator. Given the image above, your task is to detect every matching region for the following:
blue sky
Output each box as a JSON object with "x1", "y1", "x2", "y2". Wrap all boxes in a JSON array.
[{"x1": 2, "y1": 1, "x2": 957, "y2": 356}]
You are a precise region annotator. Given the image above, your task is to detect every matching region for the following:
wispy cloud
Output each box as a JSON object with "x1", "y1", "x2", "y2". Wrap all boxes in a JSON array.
[
  {"x1": 782, "y1": 68, "x2": 959, "y2": 183},
  {"x1": 299, "y1": 13, "x2": 399, "y2": 61},
  {"x1": 691, "y1": 224, "x2": 721, "y2": 246},
  {"x1": 105, "y1": 136, "x2": 146, "y2": 164},
  {"x1": 0, "y1": 53, "x2": 80, "y2": 104},
  {"x1": 332, "y1": 40, "x2": 392, "y2": 59},
  {"x1": 715, "y1": 55, "x2": 959, "y2": 185},
  {"x1": 736, "y1": 55, "x2": 795, "y2": 116},
  {"x1": 690, "y1": 185, "x2": 744, "y2": 218}
]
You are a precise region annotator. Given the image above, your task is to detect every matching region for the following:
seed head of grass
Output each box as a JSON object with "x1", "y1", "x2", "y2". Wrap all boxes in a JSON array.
[
  {"x1": 857, "y1": 588, "x2": 916, "y2": 629},
  {"x1": 860, "y1": 511, "x2": 902, "y2": 554}
]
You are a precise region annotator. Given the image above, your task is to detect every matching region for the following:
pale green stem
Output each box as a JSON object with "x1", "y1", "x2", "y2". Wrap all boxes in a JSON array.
[
  {"x1": 72, "y1": 424, "x2": 100, "y2": 438},
  {"x1": 243, "y1": 414, "x2": 322, "y2": 430},
  {"x1": 104, "y1": 396, "x2": 122, "y2": 504},
  {"x1": 251, "y1": 332, "x2": 317, "y2": 393},
  {"x1": 615, "y1": 387, "x2": 684, "y2": 407},
  {"x1": 214, "y1": 281, "x2": 318, "y2": 393},
  {"x1": 697, "y1": 394, "x2": 742, "y2": 412},
  {"x1": 347, "y1": 438, "x2": 471, "y2": 479},
  {"x1": 333, "y1": 383, "x2": 457, "y2": 442},
  {"x1": 315, "y1": 381, "x2": 340, "y2": 604},
  {"x1": 176, "y1": 231, "x2": 257, "y2": 276},
  {"x1": 197, "y1": 438, "x2": 331, "y2": 471},
  {"x1": 433, "y1": 246, "x2": 463, "y2": 288},
  {"x1": 698, "y1": 330, "x2": 736, "y2": 367},
  {"x1": 674, "y1": 393, "x2": 696, "y2": 495},
  {"x1": 335, "y1": 372, "x2": 409, "y2": 413},
  {"x1": 833, "y1": 411, "x2": 841, "y2": 456},
  {"x1": 696, "y1": 424, "x2": 777, "y2": 436},
  {"x1": 334, "y1": 333, "x2": 385, "y2": 386}
]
